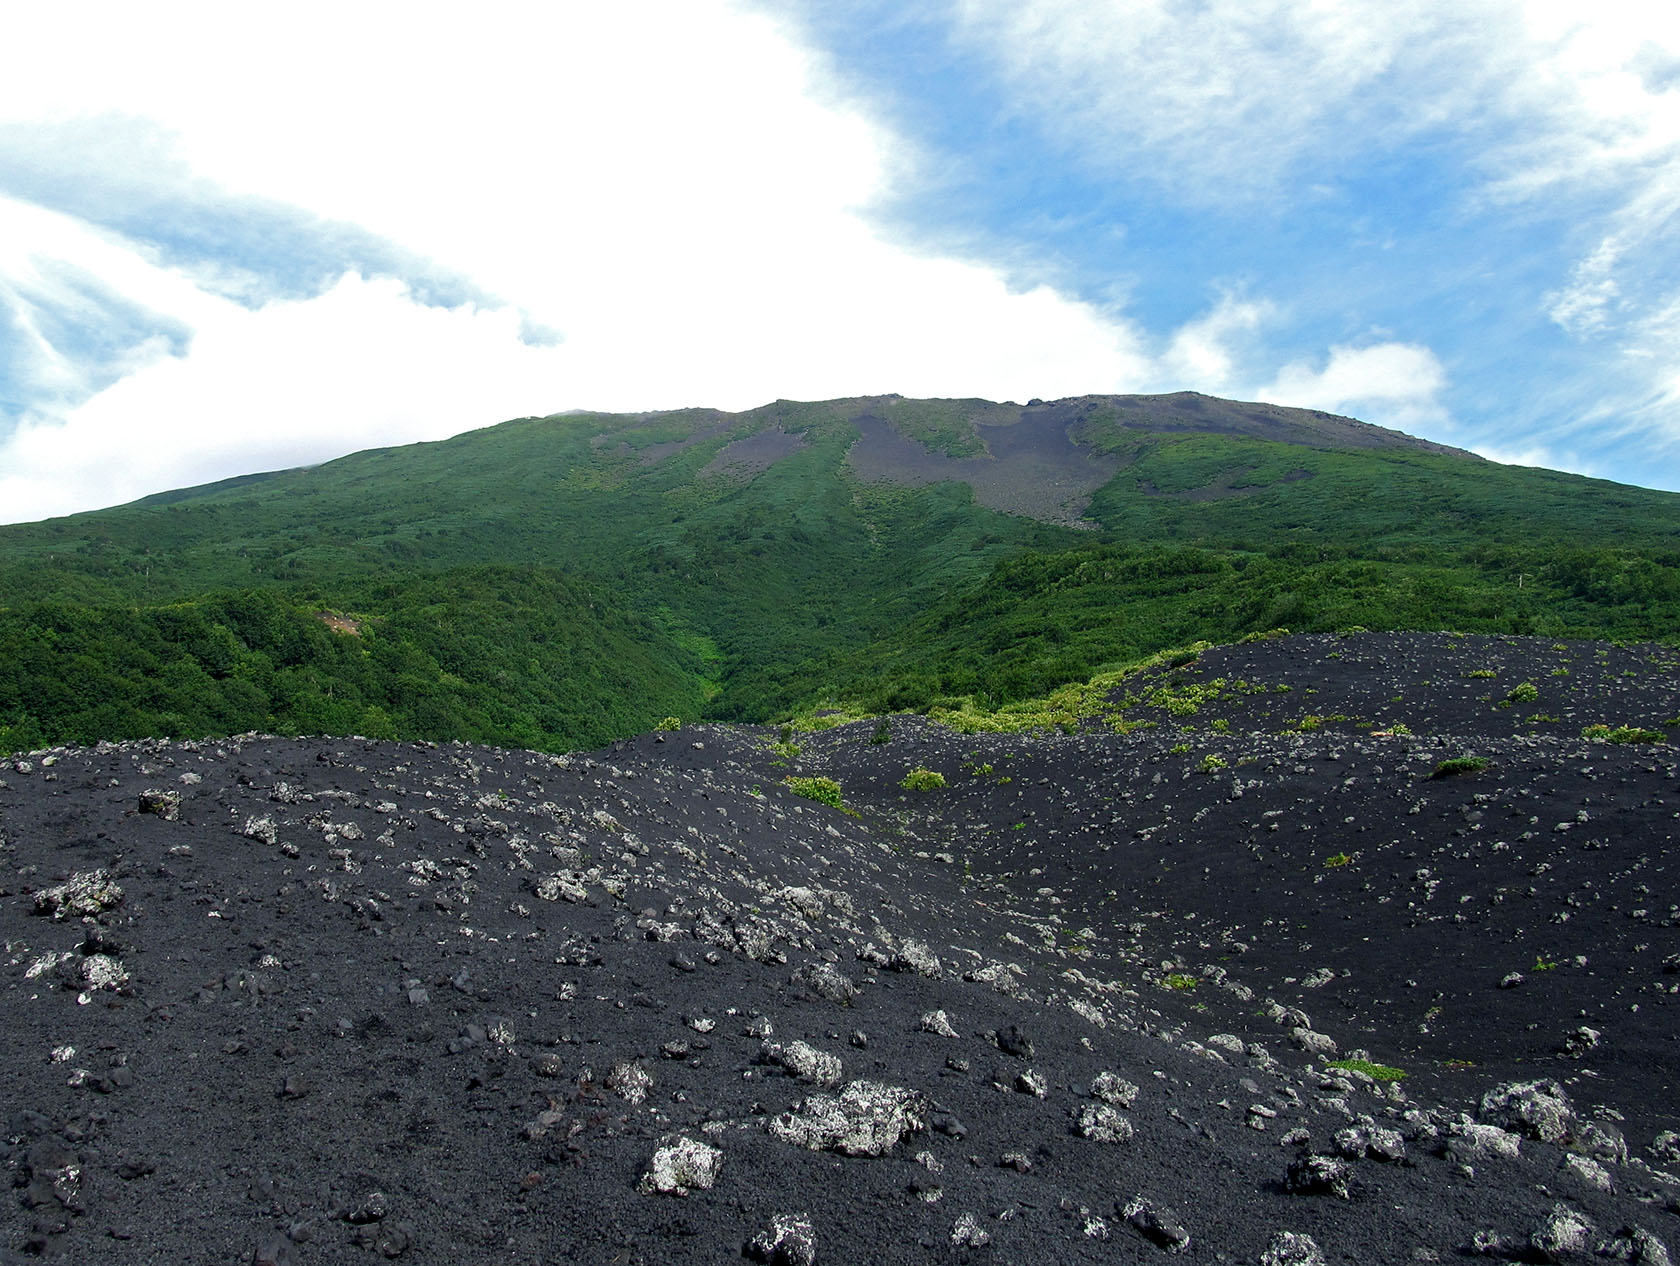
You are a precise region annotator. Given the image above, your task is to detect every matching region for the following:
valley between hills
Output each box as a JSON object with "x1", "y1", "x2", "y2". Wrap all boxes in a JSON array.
[{"x1": 2, "y1": 395, "x2": 1679, "y2": 1262}]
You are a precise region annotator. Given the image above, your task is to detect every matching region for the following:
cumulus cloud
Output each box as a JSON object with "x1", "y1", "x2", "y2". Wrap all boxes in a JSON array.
[{"x1": 1258, "y1": 342, "x2": 1448, "y2": 434}]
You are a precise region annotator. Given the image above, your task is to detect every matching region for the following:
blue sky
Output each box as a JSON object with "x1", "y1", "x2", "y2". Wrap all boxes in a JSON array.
[{"x1": 2, "y1": 1, "x2": 1678, "y2": 521}]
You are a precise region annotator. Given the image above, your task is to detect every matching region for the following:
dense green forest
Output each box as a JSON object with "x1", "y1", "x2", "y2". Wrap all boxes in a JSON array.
[{"x1": 1, "y1": 393, "x2": 1677, "y2": 753}]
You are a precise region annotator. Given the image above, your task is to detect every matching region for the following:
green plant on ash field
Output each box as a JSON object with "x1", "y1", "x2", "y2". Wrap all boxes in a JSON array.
[
  {"x1": 900, "y1": 767, "x2": 947, "y2": 790},
  {"x1": 1325, "y1": 1058, "x2": 1406, "y2": 1082},
  {"x1": 1430, "y1": 756, "x2": 1488, "y2": 778},
  {"x1": 785, "y1": 776, "x2": 849, "y2": 812}
]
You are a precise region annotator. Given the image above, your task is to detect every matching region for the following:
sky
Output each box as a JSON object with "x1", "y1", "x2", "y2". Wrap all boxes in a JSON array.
[{"x1": 2, "y1": 1, "x2": 1680, "y2": 523}]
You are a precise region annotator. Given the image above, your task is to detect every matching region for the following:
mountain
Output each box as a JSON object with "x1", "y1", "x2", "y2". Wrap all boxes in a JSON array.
[{"x1": 1, "y1": 393, "x2": 1677, "y2": 753}]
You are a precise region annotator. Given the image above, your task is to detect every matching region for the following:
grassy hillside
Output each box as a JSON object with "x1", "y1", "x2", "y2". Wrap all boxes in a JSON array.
[{"x1": 1, "y1": 394, "x2": 1677, "y2": 751}]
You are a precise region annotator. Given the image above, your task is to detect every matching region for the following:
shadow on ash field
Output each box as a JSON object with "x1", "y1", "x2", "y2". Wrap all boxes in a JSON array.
[{"x1": 3, "y1": 633, "x2": 1678, "y2": 1265}]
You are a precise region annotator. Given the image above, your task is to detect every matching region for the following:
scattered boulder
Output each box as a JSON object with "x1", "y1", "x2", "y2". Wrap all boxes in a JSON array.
[
  {"x1": 760, "y1": 1040, "x2": 843, "y2": 1087},
  {"x1": 1260, "y1": 1230, "x2": 1326, "y2": 1266},
  {"x1": 1090, "y1": 1071, "x2": 1140, "y2": 1107},
  {"x1": 1073, "y1": 1103, "x2": 1134, "y2": 1144},
  {"x1": 950, "y1": 1211, "x2": 991, "y2": 1248},
  {"x1": 794, "y1": 960, "x2": 857, "y2": 1006},
  {"x1": 890, "y1": 940, "x2": 943, "y2": 978},
  {"x1": 1478, "y1": 1079, "x2": 1577, "y2": 1145},
  {"x1": 138, "y1": 788, "x2": 181, "y2": 819},
  {"x1": 1284, "y1": 1154, "x2": 1351, "y2": 1199},
  {"x1": 768, "y1": 1080, "x2": 928, "y2": 1156},
  {"x1": 33, "y1": 870, "x2": 124, "y2": 920},
  {"x1": 639, "y1": 1137, "x2": 723, "y2": 1196},
  {"x1": 1121, "y1": 1196, "x2": 1191, "y2": 1253},
  {"x1": 920, "y1": 1009, "x2": 959, "y2": 1038}
]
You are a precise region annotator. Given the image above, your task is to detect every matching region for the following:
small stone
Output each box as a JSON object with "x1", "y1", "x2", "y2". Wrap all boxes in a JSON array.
[
  {"x1": 1073, "y1": 1103, "x2": 1133, "y2": 1144},
  {"x1": 1261, "y1": 1230, "x2": 1327, "y2": 1266},
  {"x1": 951, "y1": 1211, "x2": 991, "y2": 1248},
  {"x1": 1015, "y1": 1069, "x2": 1048, "y2": 1098},
  {"x1": 1284, "y1": 1154, "x2": 1351, "y2": 1199},
  {"x1": 920, "y1": 1009, "x2": 959, "y2": 1038},
  {"x1": 745, "y1": 1212, "x2": 816, "y2": 1266},
  {"x1": 1122, "y1": 1196, "x2": 1191, "y2": 1253}
]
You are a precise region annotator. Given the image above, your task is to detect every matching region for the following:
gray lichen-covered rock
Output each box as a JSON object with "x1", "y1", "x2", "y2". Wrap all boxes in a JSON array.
[
  {"x1": 761, "y1": 1039, "x2": 843, "y2": 1087},
  {"x1": 605, "y1": 1059, "x2": 652, "y2": 1104},
  {"x1": 1261, "y1": 1230, "x2": 1327, "y2": 1266},
  {"x1": 532, "y1": 872, "x2": 590, "y2": 904},
  {"x1": 1073, "y1": 1103, "x2": 1134, "y2": 1144},
  {"x1": 920, "y1": 1009, "x2": 959, "y2": 1037},
  {"x1": 891, "y1": 939, "x2": 943, "y2": 978},
  {"x1": 794, "y1": 959, "x2": 857, "y2": 1006},
  {"x1": 1530, "y1": 1202, "x2": 1593, "y2": 1259},
  {"x1": 638, "y1": 1136, "x2": 723, "y2": 1196},
  {"x1": 1122, "y1": 1196, "x2": 1191, "y2": 1253},
  {"x1": 1652, "y1": 1131, "x2": 1680, "y2": 1166},
  {"x1": 138, "y1": 788, "x2": 181, "y2": 819},
  {"x1": 950, "y1": 1211, "x2": 991, "y2": 1248},
  {"x1": 1561, "y1": 1153, "x2": 1614, "y2": 1192},
  {"x1": 1479, "y1": 1079, "x2": 1577, "y2": 1144},
  {"x1": 768, "y1": 1080, "x2": 928, "y2": 1156},
  {"x1": 1090, "y1": 1071, "x2": 1140, "y2": 1107},
  {"x1": 1577, "y1": 1119, "x2": 1630, "y2": 1165},
  {"x1": 1450, "y1": 1118, "x2": 1523, "y2": 1160},
  {"x1": 1284, "y1": 1154, "x2": 1351, "y2": 1199},
  {"x1": 33, "y1": 870, "x2": 124, "y2": 920},
  {"x1": 745, "y1": 1212, "x2": 817, "y2": 1266}
]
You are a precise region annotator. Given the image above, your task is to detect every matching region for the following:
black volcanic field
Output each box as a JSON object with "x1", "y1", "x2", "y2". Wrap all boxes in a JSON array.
[{"x1": 4, "y1": 631, "x2": 1678, "y2": 1264}]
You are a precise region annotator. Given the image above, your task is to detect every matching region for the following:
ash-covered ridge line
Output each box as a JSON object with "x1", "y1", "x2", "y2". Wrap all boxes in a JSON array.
[{"x1": 3, "y1": 632, "x2": 1678, "y2": 1264}]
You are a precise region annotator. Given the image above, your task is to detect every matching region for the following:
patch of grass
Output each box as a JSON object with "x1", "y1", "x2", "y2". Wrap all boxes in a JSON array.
[
  {"x1": 1198, "y1": 753, "x2": 1228, "y2": 773},
  {"x1": 1532, "y1": 954, "x2": 1558, "y2": 972},
  {"x1": 1325, "y1": 1058, "x2": 1406, "y2": 1082},
  {"x1": 1162, "y1": 973, "x2": 1199, "y2": 991},
  {"x1": 1430, "y1": 756, "x2": 1488, "y2": 778},
  {"x1": 1323, "y1": 852, "x2": 1353, "y2": 869},
  {"x1": 900, "y1": 767, "x2": 947, "y2": 790},
  {"x1": 1465, "y1": 669, "x2": 1497, "y2": 679}
]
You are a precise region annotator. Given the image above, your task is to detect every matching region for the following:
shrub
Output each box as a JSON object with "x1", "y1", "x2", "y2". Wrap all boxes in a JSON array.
[
  {"x1": 786, "y1": 776, "x2": 846, "y2": 811},
  {"x1": 1323, "y1": 852, "x2": 1352, "y2": 868},
  {"x1": 1430, "y1": 756, "x2": 1488, "y2": 778},
  {"x1": 655, "y1": 716, "x2": 681, "y2": 731},
  {"x1": 900, "y1": 767, "x2": 947, "y2": 791},
  {"x1": 1325, "y1": 1058, "x2": 1405, "y2": 1082},
  {"x1": 1505, "y1": 682, "x2": 1539, "y2": 703},
  {"x1": 1582, "y1": 723, "x2": 1664, "y2": 744},
  {"x1": 1162, "y1": 973, "x2": 1198, "y2": 991},
  {"x1": 1198, "y1": 753, "x2": 1228, "y2": 773},
  {"x1": 869, "y1": 718, "x2": 892, "y2": 745}
]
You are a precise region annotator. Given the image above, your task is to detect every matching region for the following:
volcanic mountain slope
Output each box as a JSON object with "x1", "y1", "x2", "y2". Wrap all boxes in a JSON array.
[
  {"x1": 3, "y1": 633, "x2": 1678, "y2": 1264},
  {"x1": 4, "y1": 392, "x2": 1679, "y2": 752}
]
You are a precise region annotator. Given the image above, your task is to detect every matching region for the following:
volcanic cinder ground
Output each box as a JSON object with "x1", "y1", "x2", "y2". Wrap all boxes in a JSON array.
[{"x1": 3, "y1": 633, "x2": 1678, "y2": 1265}]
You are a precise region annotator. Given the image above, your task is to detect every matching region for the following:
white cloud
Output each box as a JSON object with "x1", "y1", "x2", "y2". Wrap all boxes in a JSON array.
[
  {"x1": 1258, "y1": 342, "x2": 1448, "y2": 434},
  {"x1": 1159, "y1": 293, "x2": 1276, "y2": 393},
  {"x1": 0, "y1": 1, "x2": 1162, "y2": 522}
]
